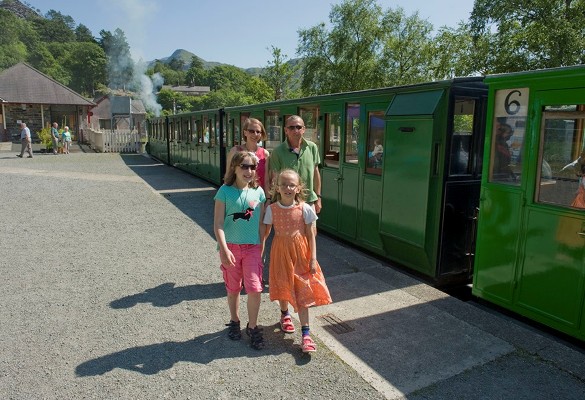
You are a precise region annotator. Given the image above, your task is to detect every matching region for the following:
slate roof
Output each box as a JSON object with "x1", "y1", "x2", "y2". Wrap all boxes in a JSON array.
[
  {"x1": 0, "y1": 62, "x2": 95, "y2": 106},
  {"x1": 131, "y1": 99, "x2": 146, "y2": 114},
  {"x1": 161, "y1": 84, "x2": 210, "y2": 95}
]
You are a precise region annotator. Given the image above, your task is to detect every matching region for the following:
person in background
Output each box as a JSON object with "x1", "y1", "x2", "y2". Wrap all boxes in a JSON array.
[
  {"x1": 62, "y1": 126, "x2": 72, "y2": 154},
  {"x1": 263, "y1": 169, "x2": 332, "y2": 353},
  {"x1": 269, "y1": 115, "x2": 322, "y2": 213},
  {"x1": 16, "y1": 122, "x2": 33, "y2": 158},
  {"x1": 225, "y1": 118, "x2": 270, "y2": 195},
  {"x1": 214, "y1": 151, "x2": 266, "y2": 350},
  {"x1": 493, "y1": 120, "x2": 515, "y2": 181},
  {"x1": 51, "y1": 122, "x2": 59, "y2": 155},
  {"x1": 369, "y1": 138, "x2": 383, "y2": 167},
  {"x1": 372, "y1": 139, "x2": 383, "y2": 157}
]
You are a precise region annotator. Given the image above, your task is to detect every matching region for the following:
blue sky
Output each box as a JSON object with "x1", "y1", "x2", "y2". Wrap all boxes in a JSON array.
[{"x1": 25, "y1": 0, "x2": 476, "y2": 69}]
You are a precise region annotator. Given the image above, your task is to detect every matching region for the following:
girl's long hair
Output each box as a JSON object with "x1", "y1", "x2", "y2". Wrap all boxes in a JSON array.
[
  {"x1": 224, "y1": 151, "x2": 259, "y2": 188},
  {"x1": 269, "y1": 169, "x2": 308, "y2": 203}
]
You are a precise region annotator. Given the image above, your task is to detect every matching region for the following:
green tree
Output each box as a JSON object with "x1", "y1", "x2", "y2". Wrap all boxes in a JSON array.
[
  {"x1": 30, "y1": 41, "x2": 68, "y2": 82},
  {"x1": 198, "y1": 88, "x2": 252, "y2": 109},
  {"x1": 242, "y1": 75, "x2": 273, "y2": 104},
  {"x1": 0, "y1": 9, "x2": 29, "y2": 68},
  {"x1": 431, "y1": 23, "x2": 476, "y2": 78},
  {"x1": 185, "y1": 56, "x2": 207, "y2": 85},
  {"x1": 156, "y1": 87, "x2": 176, "y2": 111},
  {"x1": 204, "y1": 65, "x2": 250, "y2": 91},
  {"x1": 65, "y1": 42, "x2": 107, "y2": 95},
  {"x1": 32, "y1": 9, "x2": 76, "y2": 43},
  {"x1": 379, "y1": 8, "x2": 437, "y2": 86},
  {"x1": 469, "y1": 0, "x2": 585, "y2": 72},
  {"x1": 297, "y1": 0, "x2": 441, "y2": 94},
  {"x1": 261, "y1": 46, "x2": 299, "y2": 100},
  {"x1": 168, "y1": 57, "x2": 185, "y2": 71},
  {"x1": 99, "y1": 28, "x2": 134, "y2": 89},
  {"x1": 75, "y1": 24, "x2": 96, "y2": 43},
  {"x1": 298, "y1": 0, "x2": 384, "y2": 95}
]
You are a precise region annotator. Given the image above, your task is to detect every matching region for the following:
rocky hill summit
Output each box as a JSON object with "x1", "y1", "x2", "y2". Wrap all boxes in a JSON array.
[{"x1": 0, "y1": 0, "x2": 41, "y2": 19}]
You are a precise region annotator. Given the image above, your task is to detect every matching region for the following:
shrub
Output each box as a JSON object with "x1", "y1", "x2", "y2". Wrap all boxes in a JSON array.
[{"x1": 37, "y1": 127, "x2": 53, "y2": 149}]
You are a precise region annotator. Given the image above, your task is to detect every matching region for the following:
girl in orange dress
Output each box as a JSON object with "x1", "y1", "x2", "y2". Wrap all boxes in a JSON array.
[{"x1": 263, "y1": 169, "x2": 332, "y2": 353}]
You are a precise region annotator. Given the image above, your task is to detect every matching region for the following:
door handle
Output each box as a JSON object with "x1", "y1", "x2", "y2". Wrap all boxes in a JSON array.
[{"x1": 578, "y1": 232, "x2": 585, "y2": 237}]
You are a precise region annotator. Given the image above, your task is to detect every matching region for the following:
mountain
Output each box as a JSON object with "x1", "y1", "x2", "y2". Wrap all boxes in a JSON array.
[
  {"x1": 152, "y1": 49, "x2": 269, "y2": 75},
  {"x1": 154, "y1": 49, "x2": 223, "y2": 70}
]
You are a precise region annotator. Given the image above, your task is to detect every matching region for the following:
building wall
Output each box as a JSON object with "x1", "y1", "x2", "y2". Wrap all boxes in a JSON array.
[
  {"x1": 3, "y1": 103, "x2": 46, "y2": 141},
  {"x1": 2, "y1": 103, "x2": 89, "y2": 142}
]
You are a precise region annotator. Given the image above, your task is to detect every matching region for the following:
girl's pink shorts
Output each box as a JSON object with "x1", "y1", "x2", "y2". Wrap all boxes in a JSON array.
[{"x1": 220, "y1": 243, "x2": 263, "y2": 294}]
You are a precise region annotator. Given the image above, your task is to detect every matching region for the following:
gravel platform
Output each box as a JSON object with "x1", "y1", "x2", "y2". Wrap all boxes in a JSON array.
[{"x1": 0, "y1": 151, "x2": 384, "y2": 400}]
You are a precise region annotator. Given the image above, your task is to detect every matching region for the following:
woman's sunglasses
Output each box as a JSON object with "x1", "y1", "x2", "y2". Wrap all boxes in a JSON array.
[{"x1": 239, "y1": 163, "x2": 257, "y2": 170}]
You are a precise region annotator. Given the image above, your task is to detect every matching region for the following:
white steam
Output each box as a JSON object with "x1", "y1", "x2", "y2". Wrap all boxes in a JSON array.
[{"x1": 133, "y1": 61, "x2": 163, "y2": 117}]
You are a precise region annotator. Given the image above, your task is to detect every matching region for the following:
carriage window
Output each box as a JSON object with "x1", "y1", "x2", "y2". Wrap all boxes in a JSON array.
[
  {"x1": 489, "y1": 88, "x2": 528, "y2": 185},
  {"x1": 213, "y1": 117, "x2": 219, "y2": 147},
  {"x1": 324, "y1": 112, "x2": 341, "y2": 168},
  {"x1": 182, "y1": 118, "x2": 190, "y2": 142},
  {"x1": 170, "y1": 120, "x2": 177, "y2": 142},
  {"x1": 366, "y1": 111, "x2": 384, "y2": 174},
  {"x1": 450, "y1": 98, "x2": 475, "y2": 176},
  {"x1": 299, "y1": 107, "x2": 320, "y2": 153},
  {"x1": 176, "y1": 119, "x2": 182, "y2": 142},
  {"x1": 536, "y1": 105, "x2": 585, "y2": 209},
  {"x1": 238, "y1": 113, "x2": 250, "y2": 146},
  {"x1": 192, "y1": 119, "x2": 200, "y2": 143},
  {"x1": 345, "y1": 103, "x2": 360, "y2": 164},
  {"x1": 220, "y1": 114, "x2": 227, "y2": 147},
  {"x1": 202, "y1": 116, "x2": 209, "y2": 144},
  {"x1": 233, "y1": 122, "x2": 240, "y2": 146},
  {"x1": 207, "y1": 118, "x2": 217, "y2": 147},
  {"x1": 226, "y1": 114, "x2": 233, "y2": 148},
  {"x1": 265, "y1": 110, "x2": 281, "y2": 151},
  {"x1": 177, "y1": 118, "x2": 183, "y2": 142}
]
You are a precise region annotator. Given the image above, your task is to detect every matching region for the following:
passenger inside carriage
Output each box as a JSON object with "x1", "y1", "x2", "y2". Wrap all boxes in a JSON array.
[
  {"x1": 493, "y1": 120, "x2": 516, "y2": 182},
  {"x1": 368, "y1": 139, "x2": 383, "y2": 168},
  {"x1": 565, "y1": 149, "x2": 585, "y2": 208}
]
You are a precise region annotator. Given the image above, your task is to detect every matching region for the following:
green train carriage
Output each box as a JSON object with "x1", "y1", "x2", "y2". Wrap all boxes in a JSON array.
[
  {"x1": 148, "y1": 110, "x2": 225, "y2": 185},
  {"x1": 473, "y1": 65, "x2": 585, "y2": 341},
  {"x1": 224, "y1": 78, "x2": 487, "y2": 285}
]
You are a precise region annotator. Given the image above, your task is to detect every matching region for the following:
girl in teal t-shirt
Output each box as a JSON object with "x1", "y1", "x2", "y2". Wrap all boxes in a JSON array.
[{"x1": 213, "y1": 151, "x2": 266, "y2": 350}]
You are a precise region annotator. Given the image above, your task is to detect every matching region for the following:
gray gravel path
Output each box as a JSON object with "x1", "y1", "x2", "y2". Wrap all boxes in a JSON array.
[{"x1": 2, "y1": 149, "x2": 585, "y2": 400}]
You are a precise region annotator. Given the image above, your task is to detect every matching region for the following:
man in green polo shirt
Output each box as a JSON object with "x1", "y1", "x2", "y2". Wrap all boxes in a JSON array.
[{"x1": 269, "y1": 115, "x2": 322, "y2": 213}]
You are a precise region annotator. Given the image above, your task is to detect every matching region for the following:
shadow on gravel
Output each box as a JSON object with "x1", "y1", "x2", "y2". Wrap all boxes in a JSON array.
[
  {"x1": 75, "y1": 327, "x2": 310, "y2": 376},
  {"x1": 110, "y1": 282, "x2": 225, "y2": 308},
  {"x1": 120, "y1": 154, "x2": 217, "y2": 238}
]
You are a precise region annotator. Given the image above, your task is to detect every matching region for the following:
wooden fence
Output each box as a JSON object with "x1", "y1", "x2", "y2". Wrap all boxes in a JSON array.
[{"x1": 86, "y1": 128, "x2": 145, "y2": 153}]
